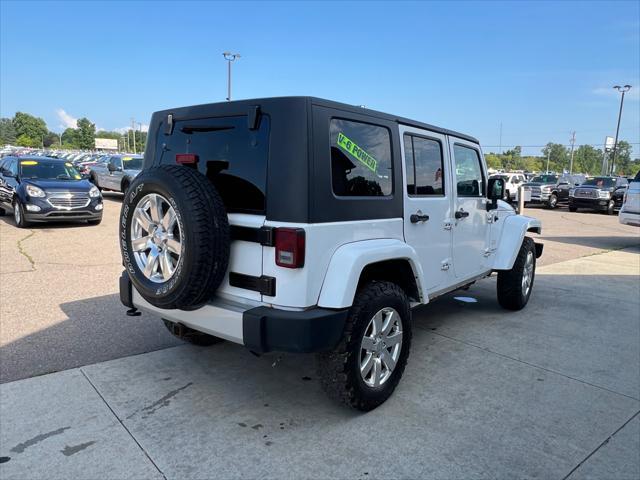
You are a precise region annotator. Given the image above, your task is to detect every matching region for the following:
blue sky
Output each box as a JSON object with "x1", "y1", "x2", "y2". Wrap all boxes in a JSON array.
[{"x1": 1, "y1": 0, "x2": 639, "y2": 156}]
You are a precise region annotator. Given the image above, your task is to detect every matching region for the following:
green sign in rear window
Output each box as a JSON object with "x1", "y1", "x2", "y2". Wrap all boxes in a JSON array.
[{"x1": 337, "y1": 132, "x2": 378, "y2": 173}]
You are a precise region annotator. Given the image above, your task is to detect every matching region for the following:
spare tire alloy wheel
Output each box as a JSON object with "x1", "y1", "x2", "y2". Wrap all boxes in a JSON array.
[
  {"x1": 121, "y1": 165, "x2": 230, "y2": 310},
  {"x1": 131, "y1": 193, "x2": 182, "y2": 283}
]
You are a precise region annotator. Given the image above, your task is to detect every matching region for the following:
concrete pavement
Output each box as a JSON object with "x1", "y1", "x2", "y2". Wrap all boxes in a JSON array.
[
  {"x1": 2, "y1": 198, "x2": 639, "y2": 384},
  {"x1": 1, "y1": 248, "x2": 638, "y2": 479}
]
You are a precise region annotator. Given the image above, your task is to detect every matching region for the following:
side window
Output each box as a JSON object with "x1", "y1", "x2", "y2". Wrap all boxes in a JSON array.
[
  {"x1": 453, "y1": 144, "x2": 484, "y2": 197},
  {"x1": 403, "y1": 134, "x2": 444, "y2": 196},
  {"x1": 9, "y1": 159, "x2": 18, "y2": 176},
  {"x1": 330, "y1": 119, "x2": 392, "y2": 197}
]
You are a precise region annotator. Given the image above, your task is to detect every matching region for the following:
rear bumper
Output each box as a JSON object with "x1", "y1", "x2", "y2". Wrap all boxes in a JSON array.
[{"x1": 120, "y1": 272, "x2": 348, "y2": 354}]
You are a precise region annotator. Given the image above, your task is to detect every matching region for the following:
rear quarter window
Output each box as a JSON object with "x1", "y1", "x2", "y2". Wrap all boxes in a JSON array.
[{"x1": 330, "y1": 119, "x2": 392, "y2": 197}]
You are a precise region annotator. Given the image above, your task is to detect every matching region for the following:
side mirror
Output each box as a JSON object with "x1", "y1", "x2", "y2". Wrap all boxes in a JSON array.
[
  {"x1": 108, "y1": 163, "x2": 121, "y2": 172},
  {"x1": 2, "y1": 170, "x2": 14, "y2": 178},
  {"x1": 486, "y1": 177, "x2": 505, "y2": 210}
]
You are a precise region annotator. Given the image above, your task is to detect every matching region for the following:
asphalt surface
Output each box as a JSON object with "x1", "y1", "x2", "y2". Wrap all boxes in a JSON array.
[
  {"x1": 1, "y1": 247, "x2": 638, "y2": 479},
  {"x1": 1, "y1": 197, "x2": 639, "y2": 383}
]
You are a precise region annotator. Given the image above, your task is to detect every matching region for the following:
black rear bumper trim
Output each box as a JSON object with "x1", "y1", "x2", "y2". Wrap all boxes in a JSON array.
[{"x1": 243, "y1": 306, "x2": 348, "y2": 354}]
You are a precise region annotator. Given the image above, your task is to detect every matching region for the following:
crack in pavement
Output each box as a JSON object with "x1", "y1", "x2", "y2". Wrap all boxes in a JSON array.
[{"x1": 16, "y1": 230, "x2": 36, "y2": 271}]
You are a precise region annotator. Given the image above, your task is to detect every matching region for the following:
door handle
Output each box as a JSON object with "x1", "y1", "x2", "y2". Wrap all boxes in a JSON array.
[
  {"x1": 410, "y1": 213, "x2": 430, "y2": 223},
  {"x1": 455, "y1": 209, "x2": 469, "y2": 219}
]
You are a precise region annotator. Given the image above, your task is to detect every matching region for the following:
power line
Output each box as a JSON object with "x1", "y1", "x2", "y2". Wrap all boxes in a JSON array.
[{"x1": 483, "y1": 143, "x2": 640, "y2": 148}]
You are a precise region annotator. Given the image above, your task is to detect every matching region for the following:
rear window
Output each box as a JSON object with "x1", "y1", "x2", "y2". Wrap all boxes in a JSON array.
[
  {"x1": 330, "y1": 119, "x2": 392, "y2": 197},
  {"x1": 158, "y1": 115, "x2": 270, "y2": 214}
]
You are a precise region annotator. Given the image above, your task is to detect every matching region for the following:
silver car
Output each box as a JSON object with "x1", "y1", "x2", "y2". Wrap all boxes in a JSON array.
[{"x1": 89, "y1": 154, "x2": 143, "y2": 193}]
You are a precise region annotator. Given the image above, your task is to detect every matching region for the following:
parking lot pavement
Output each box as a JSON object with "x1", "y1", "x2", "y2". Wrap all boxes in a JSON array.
[
  {"x1": 1, "y1": 247, "x2": 638, "y2": 479},
  {"x1": 0, "y1": 193, "x2": 180, "y2": 384}
]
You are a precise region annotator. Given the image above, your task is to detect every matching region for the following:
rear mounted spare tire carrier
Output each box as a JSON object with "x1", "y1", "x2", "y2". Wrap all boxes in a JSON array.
[{"x1": 119, "y1": 165, "x2": 230, "y2": 310}]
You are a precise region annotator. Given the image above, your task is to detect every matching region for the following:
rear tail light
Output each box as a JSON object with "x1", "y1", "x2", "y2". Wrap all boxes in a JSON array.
[
  {"x1": 176, "y1": 154, "x2": 199, "y2": 164},
  {"x1": 275, "y1": 228, "x2": 305, "y2": 268}
]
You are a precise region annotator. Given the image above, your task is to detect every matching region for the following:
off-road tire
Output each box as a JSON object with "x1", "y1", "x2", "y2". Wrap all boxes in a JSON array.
[
  {"x1": 13, "y1": 199, "x2": 30, "y2": 228},
  {"x1": 120, "y1": 165, "x2": 230, "y2": 310},
  {"x1": 121, "y1": 178, "x2": 130, "y2": 194},
  {"x1": 569, "y1": 206, "x2": 577, "y2": 212},
  {"x1": 317, "y1": 281, "x2": 412, "y2": 411},
  {"x1": 162, "y1": 319, "x2": 224, "y2": 346},
  {"x1": 497, "y1": 236, "x2": 536, "y2": 311}
]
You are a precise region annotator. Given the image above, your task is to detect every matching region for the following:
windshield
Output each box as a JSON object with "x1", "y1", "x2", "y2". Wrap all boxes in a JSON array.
[
  {"x1": 531, "y1": 175, "x2": 558, "y2": 183},
  {"x1": 19, "y1": 160, "x2": 81, "y2": 180},
  {"x1": 122, "y1": 156, "x2": 143, "y2": 170},
  {"x1": 583, "y1": 177, "x2": 615, "y2": 188}
]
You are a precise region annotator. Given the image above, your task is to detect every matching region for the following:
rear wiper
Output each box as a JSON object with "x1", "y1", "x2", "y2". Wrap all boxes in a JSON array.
[{"x1": 180, "y1": 125, "x2": 235, "y2": 134}]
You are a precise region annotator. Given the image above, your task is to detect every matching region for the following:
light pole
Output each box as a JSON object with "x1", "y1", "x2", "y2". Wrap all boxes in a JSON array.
[
  {"x1": 611, "y1": 85, "x2": 631, "y2": 174},
  {"x1": 222, "y1": 52, "x2": 240, "y2": 101}
]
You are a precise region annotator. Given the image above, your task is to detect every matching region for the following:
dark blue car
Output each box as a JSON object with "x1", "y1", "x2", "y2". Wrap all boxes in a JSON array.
[{"x1": 0, "y1": 156, "x2": 103, "y2": 228}]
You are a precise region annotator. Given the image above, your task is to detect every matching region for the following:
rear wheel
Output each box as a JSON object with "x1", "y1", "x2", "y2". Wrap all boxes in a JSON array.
[
  {"x1": 497, "y1": 237, "x2": 536, "y2": 311},
  {"x1": 317, "y1": 281, "x2": 412, "y2": 411},
  {"x1": 162, "y1": 319, "x2": 224, "y2": 346}
]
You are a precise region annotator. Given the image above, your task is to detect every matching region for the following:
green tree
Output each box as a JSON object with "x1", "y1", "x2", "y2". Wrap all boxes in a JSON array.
[
  {"x1": 541, "y1": 143, "x2": 569, "y2": 172},
  {"x1": 76, "y1": 117, "x2": 96, "y2": 150},
  {"x1": 612, "y1": 140, "x2": 632, "y2": 175},
  {"x1": 61, "y1": 127, "x2": 79, "y2": 147},
  {"x1": 572, "y1": 145, "x2": 602, "y2": 175},
  {"x1": 12, "y1": 112, "x2": 48, "y2": 145},
  {"x1": 43, "y1": 132, "x2": 60, "y2": 148},
  {"x1": 0, "y1": 118, "x2": 17, "y2": 145},
  {"x1": 16, "y1": 134, "x2": 39, "y2": 147}
]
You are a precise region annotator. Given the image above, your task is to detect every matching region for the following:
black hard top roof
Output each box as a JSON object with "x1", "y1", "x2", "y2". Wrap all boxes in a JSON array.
[{"x1": 154, "y1": 96, "x2": 480, "y2": 144}]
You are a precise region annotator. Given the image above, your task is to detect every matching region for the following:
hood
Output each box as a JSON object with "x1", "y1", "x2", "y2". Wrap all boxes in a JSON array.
[{"x1": 22, "y1": 178, "x2": 94, "y2": 192}]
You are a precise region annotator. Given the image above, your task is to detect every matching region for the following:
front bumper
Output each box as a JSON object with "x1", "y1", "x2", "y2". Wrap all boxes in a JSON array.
[
  {"x1": 568, "y1": 198, "x2": 610, "y2": 210},
  {"x1": 120, "y1": 272, "x2": 348, "y2": 354},
  {"x1": 23, "y1": 196, "x2": 103, "y2": 222}
]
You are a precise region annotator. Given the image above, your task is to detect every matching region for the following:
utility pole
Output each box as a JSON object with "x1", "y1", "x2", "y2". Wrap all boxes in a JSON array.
[
  {"x1": 131, "y1": 118, "x2": 136, "y2": 154},
  {"x1": 222, "y1": 52, "x2": 240, "y2": 101},
  {"x1": 546, "y1": 150, "x2": 550, "y2": 174},
  {"x1": 568, "y1": 131, "x2": 576, "y2": 174},
  {"x1": 611, "y1": 85, "x2": 631, "y2": 175},
  {"x1": 138, "y1": 122, "x2": 144, "y2": 152}
]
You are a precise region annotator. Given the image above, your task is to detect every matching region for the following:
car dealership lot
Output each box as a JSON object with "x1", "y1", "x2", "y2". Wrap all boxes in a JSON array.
[{"x1": 0, "y1": 198, "x2": 639, "y2": 479}]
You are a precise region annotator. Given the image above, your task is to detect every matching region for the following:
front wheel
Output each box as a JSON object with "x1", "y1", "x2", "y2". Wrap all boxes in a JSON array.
[
  {"x1": 317, "y1": 281, "x2": 412, "y2": 411},
  {"x1": 497, "y1": 237, "x2": 536, "y2": 311},
  {"x1": 547, "y1": 194, "x2": 558, "y2": 209},
  {"x1": 605, "y1": 200, "x2": 615, "y2": 215},
  {"x1": 13, "y1": 200, "x2": 29, "y2": 228}
]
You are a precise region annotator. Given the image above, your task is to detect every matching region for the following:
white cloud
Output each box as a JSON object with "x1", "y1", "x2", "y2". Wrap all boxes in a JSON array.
[{"x1": 56, "y1": 108, "x2": 78, "y2": 129}]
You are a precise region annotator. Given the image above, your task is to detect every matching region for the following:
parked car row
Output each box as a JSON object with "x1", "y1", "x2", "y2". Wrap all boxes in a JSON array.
[{"x1": 489, "y1": 171, "x2": 635, "y2": 216}]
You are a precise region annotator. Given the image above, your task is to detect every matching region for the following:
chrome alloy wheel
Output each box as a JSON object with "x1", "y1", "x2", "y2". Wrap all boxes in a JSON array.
[
  {"x1": 360, "y1": 307, "x2": 403, "y2": 388},
  {"x1": 14, "y1": 202, "x2": 21, "y2": 225},
  {"x1": 522, "y1": 250, "x2": 534, "y2": 297},
  {"x1": 130, "y1": 193, "x2": 182, "y2": 283}
]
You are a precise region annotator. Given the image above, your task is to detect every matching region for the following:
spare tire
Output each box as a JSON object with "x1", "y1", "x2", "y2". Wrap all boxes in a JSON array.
[{"x1": 120, "y1": 165, "x2": 230, "y2": 310}]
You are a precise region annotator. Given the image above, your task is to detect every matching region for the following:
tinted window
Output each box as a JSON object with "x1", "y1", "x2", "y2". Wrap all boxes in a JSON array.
[
  {"x1": 583, "y1": 177, "x2": 616, "y2": 188},
  {"x1": 19, "y1": 159, "x2": 80, "y2": 180},
  {"x1": 330, "y1": 119, "x2": 392, "y2": 197},
  {"x1": 403, "y1": 134, "x2": 444, "y2": 195},
  {"x1": 531, "y1": 174, "x2": 558, "y2": 183},
  {"x1": 159, "y1": 115, "x2": 270, "y2": 214},
  {"x1": 453, "y1": 144, "x2": 484, "y2": 197},
  {"x1": 122, "y1": 156, "x2": 143, "y2": 170}
]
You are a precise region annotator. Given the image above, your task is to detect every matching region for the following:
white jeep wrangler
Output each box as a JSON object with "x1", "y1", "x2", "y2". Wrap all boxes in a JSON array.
[{"x1": 119, "y1": 97, "x2": 542, "y2": 411}]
